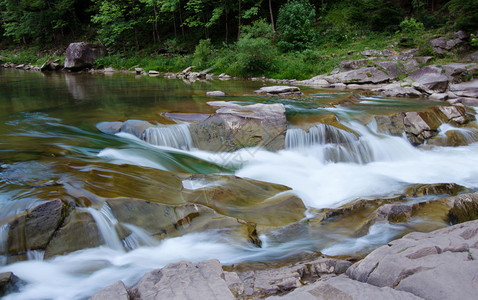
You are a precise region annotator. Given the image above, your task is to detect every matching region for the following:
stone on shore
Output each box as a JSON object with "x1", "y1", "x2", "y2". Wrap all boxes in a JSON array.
[
  {"x1": 129, "y1": 260, "x2": 236, "y2": 300},
  {"x1": 324, "y1": 67, "x2": 390, "y2": 84},
  {"x1": 450, "y1": 79, "x2": 478, "y2": 98},
  {"x1": 346, "y1": 219, "x2": 478, "y2": 300},
  {"x1": 64, "y1": 42, "x2": 107, "y2": 71},
  {"x1": 406, "y1": 66, "x2": 451, "y2": 94},
  {"x1": 206, "y1": 91, "x2": 226, "y2": 97},
  {"x1": 89, "y1": 281, "x2": 129, "y2": 300}
]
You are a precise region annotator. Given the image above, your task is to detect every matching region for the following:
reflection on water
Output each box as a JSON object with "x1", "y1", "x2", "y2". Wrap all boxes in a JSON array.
[{"x1": 1, "y1": 68, "x2": 478, "y2": 299}]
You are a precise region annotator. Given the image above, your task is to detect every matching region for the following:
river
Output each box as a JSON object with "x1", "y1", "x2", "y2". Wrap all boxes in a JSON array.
[{"x1": 1, "y1": 68, "x2": 478, "y2": 299}]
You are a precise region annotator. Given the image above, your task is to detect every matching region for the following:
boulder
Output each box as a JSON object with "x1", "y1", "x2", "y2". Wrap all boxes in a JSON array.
[
  {"x1": 450, "y1": 79, "x2": 478, "y2": 98},
  {"x1": 346, "y1": 220, "x2": 478, "y2": 300},
  {"x1": 433, "y1": 105, "x2": 473, "y2": 125},
  {"x1": 449, "y1": 97, "x2": 478, "y2": 106},
  {"x1": 44, "y1": 210, "x2": 103, "y2": 258},
  {"x1": 361, "y1": 49, "x2": 393, "y2": 57},
  {"x1": 96, "y1": 121, "x2": 124, "y2": 135},
  {"x1": 96, "y1": 120, "x2": 153, "y2": 138},
  {"x1": 429, "y1": 31, "x2": 467, "y2": 55},
  {"x1": 0, "y1": 272, "x2": 23, "y2": 297},
  {"x1": 189, "y1": 101, "x2": 287, "y2": 152},
  {"x1": 255, "y1": 85, "x2": 302, "y2": 96},
  {"x1": 206, "y1": 91, "x2": 226, "y2": 97},
  {"x1": 406, "y1": 66, "x2": 451, "y2": 94},
  {"x1": 339, "y1": 59, "x2": 369, "y2": 71},
  {"x1": 129, "y1": 260, "x2": 236, "y2": 300},
  {"x1": 64, "y1": 42, "x2": 107, "y2": 71},
  {"x1": 5, "y1": 199, "x2": 67, "y2": 255},
  {"x1": 89, "y1": 281, "x2": 129, "y2": 300},
  {"x1": 266, "y1": 275, "x2": 423, "y2": 300},
  {"x1": 374, "y1": 114, "x2": 405, "y2": 136},
  {"x1": 442, "y1": 63, "x2": 477, "y2": 82},
  {"x1": 373, "y1": 59, "x2": 419, "y2": 79},
  {"x1": 324, "y1": 67, "x2": 390, "y2": 84},
  {"x1": 403, "y1": 111, "x2": 442, "y2": 145},
  {"x1": 40, "y1": 58, "x2": 62, "y2": 72},
  {"x1": 446, "y1": 192, "x2": 478, "y2": 224}
]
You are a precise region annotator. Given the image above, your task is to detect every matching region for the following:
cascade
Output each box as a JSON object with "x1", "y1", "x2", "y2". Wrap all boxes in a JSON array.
[
  {"x1": 87, "y1": 204, "x2": 124, "y2": 251},
  {"x1": 122, "y1": 224, "x2": 159, "y2": 250},
  {"x1": 142, "y1": 124, "x2": 194, "y2": 150}
]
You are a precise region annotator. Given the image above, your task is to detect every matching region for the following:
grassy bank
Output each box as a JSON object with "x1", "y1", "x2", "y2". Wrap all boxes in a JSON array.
[{"x1": 1, "y1": 28, "x2": 476, "y2": 81}]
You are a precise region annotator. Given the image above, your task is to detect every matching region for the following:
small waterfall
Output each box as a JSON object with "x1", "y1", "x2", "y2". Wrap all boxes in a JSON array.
[
  {"x1": 436, "y1": 123, "x2": 478, "y2": 145},
  {"x1": 285, "y1": 124, "x2": 375, "y2": 164},
  {"x1": 27, "y1": 250, "x2": 45, "y2": 261},
  {"x1": 87, "y1": 204, "x2": 124, "y2": 251},
  {"x1": 122, "y1": 224, "x2": 159, "y2": 250},
  {"x1": 0, "y1": 224, "x2": 8, "y2": 265},
  {"x1": 142, "y1": 124, "x2": 194, "y2": 150}
]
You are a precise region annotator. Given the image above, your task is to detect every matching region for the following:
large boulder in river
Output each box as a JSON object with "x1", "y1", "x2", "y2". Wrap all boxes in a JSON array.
[
  {"x1": 324, "y1": 67, "x2": 390, "y2": 84},
  {"x1": 189, "y1": 101, "x2": 287, "y2": 152},
  {"x1": 450, "y1": 79, "x2": 478, "y2": 98},
  {"x1": 346, "y1": 219, "x2": 478, "y2": 300},
  {"x1": 64, "y1": 42, "x2": 107, "y2": 71}
]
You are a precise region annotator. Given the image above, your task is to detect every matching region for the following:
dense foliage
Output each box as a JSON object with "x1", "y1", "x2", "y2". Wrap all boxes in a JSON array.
[{"x1": 0, "y1": 0, "x2": 477, "y2": 77}]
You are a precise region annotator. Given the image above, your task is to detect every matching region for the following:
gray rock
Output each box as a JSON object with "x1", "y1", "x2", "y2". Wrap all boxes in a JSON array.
[
  {"x1": 429, "y1": 93, "x2": 448, "y2": 101},
  {"x1": 451, "y1": 97, "x2": 478, "y2": 106},
  {"x1": 470, "y1": 51, "x2": 478, "y2": 62},
  {"x1": 266, "y1": 275, "x2": 423, "y2": 300},
  {"x1": 255, "y1": 85, "x2": 302, "y2": 95},
  {"x1": 189, "y1": 101, "x2": 287, "y2": 152},
  {"x1": 64, "y1": 42, "x2": 107, "y2": 71},
  {"x1": 415, "y1": 56, "x2": 433, "y2": 64},
  {"x1": 407, "y1": 66, "x2": 451, "y2": 94},
  {"x1": 442, "y1": 63, "x2": 477, "y2": 80},
  {"x1": 346, "y1": 220, "x2": 478, "y2": 300},
  {"x1": 374, "y1": 83, "x2": 422, "y2": 98},
  {"x1": 324, "y1": 67, "x2": 390, "y2": 84},
  {"x1": 361, "y1": 49, "x2": 393, "y2": 57},
  {"x1": 6, "y1": 199, "x2": 67, "y2": 255},
  {"x1": 121, "y1": 120, "x2": 153, "y2": 138},
  {"x1": 129, "y1": 259, "x2": 235, "y2": 300},
  {"x1": 0, "y1": 272, "x2": 23, "y2": 297},
  {"x1": 339, "y1": 59, "x2": 369, "y2": 71},
  {"x1": 403, "y1": 111, "x2": 441, "y2": 145},
  {"x1": 40, "y1": 58, "x2": 62, "y2": 72},
  {"x1": 96, "y1": 121, "x2": 123, "y2": 135},
  {"x1": 89, "y1": 281, "x2": 129, "y2": 300},
  {"x1": 450, "y1": 79, "x2": 478, "y2": 98},
  {"x1": 206, "y1": 91, "x2": 226, "y2": 97},
  {"x1": 374, "y1": 59, "x2": 419, "y2": 79}
]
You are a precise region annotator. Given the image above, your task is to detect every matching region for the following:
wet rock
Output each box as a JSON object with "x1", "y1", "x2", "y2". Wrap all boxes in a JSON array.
[
  {"x1": 324, "y1": 67, "x2": 390, "y2": 84},
  {"x1": 89, "y1": 281, "x2": 129, "y2": 300},
  {"x1": 429, "y1": 93, "x2": 448, "y2": 101},
  {"x1": 449, "y1": 97, "x2": 478, "y2": 106},
  {"x1": 447, "y1": 192, "x2": 478, "y2": 224},
  {"x1": 407, "y1": 66, "x2": 451, "y2": 94},
  {"x1": 5, "y1": 199, "x2": 68, "y2": 255},
  {"x1": 405, "y1": 183, "x2": 466, "y2": 197},
  {"x1": 347, "y1": 219, "x2": 478, "y2": 300},
  {"x1": 121, "y1": 120, "x2": 153, "y2": 138},
  {"x1": 40, "y1": 58, "x2": 62, "y2": 72},
  {"x1": 266, "y1": 275, "x2": 423, "y2": 300},
  {"x1": 182, "y1": 174, "x2": 306, "y2": 227},
  {"x1": 206, "y1": 90, "x2": 226, "y2": 97},
  {"x1": 148, "y1": 70, "x2": 160, "y2": 76},
  {"x1": 45, "y1": 210, "x2": 103, "y2": 258},
  {"x1": 374, "y1": 114, "x2": 405, "y2": 136},
  {"x1": 129, "y1": 260, "x2": 235, "y2": 300},
  {"x1": 433, "y1": 105, "x2": 474, "y2": 125},
  {"x1": 96, "y1": 121, "x2": 123, "y2": 135},
  {"x1": 189, "y1": 101, "x2": 287, "y2": 152},
  {"x1": 163, "y1": 113, "x2": 210, "y2": 122},
  {"x1": 0, "y1": 272, "x2": 23, "y2": 297},
  {"x1": 64, "y1": 42, "x2": 107, "y2": 71},
  {"x1": 255, "y1": 85, "x2": 302, "y2": 96},
  {"x1": 450, "y1": 79, "x2": 478, "y2": 98},
  {"x1": 373, "y1": 204, "x2": 413, "y2": 223},
  {"x1": 403, "y1": 111, "x2": 441, "y2": 145}
]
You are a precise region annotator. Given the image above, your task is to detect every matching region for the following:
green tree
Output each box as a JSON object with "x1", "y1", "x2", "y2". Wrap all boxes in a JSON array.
[
  {"x1": 447, "y1": 0, "x2": 478, "y2": 32},
  {"x1": 276, "y1": 0, "x2": 316, "y2": 51}
]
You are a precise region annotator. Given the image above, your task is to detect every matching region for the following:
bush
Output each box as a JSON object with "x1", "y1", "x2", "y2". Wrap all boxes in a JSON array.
[
  {"x1": 399, "y1": 18, "x2": 425, "y2": 35},
  {"x1": 276, "y1": 0, "x2": 316, "y2": 52},
  {"x1": 227, "y1": 37, "x2": 278, "y2": 77},
  {"x1": 192, "y1": 39, "x2": 214, "y2": 69},
  {"x1": 241, "y1": 19, "x2": 275, "y2": 39}
]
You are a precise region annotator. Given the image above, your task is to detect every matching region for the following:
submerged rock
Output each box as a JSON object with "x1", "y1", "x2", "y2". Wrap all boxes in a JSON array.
[
  {"x1": 255, "y1": 85, "x2": 302, "y2": 96},
  {"x1": 0, "y1": 272, "x2": 23, "y2": 297}
]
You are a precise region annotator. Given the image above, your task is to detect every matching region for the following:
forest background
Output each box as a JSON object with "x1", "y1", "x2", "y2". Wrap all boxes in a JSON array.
[{"x1": 0, "y1": 0, "x2": 477, "y2": 79}]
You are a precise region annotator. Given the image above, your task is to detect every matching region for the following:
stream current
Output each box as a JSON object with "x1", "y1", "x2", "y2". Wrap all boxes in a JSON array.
[{"x1": 1, "y1": 69, "x2": 478, "y2": 299}]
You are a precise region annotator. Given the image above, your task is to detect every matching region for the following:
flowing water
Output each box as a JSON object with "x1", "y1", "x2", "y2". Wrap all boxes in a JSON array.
[{"x1": 1, "y1": 69, "x2": 478, "y2": 299}]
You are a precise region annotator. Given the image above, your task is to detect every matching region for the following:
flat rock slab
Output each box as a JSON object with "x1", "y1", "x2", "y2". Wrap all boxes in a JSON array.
[
  {"x1": 324, "y1": 67, "x2": 390, "y2": 84},
  {"x1": 90, "y1": 281, "x2": 129, "y2": 300},
  {"x1": 346, "y1": 219, "x2": 478, "y2": 300},
  {"x1": 450, "y1": 79, "x2": 478, "y2": 98},
  {"x1": 206, "y1": 91, "x2": 226, "y2": 97},
  {"x1": 130, "y1": 260, "x2": 235, "y2": 300},
  {"x1": 255, "y1": 85, "x2": 302, "y2": 95},
  {"x1": 266, "y1": 275, "x2": 423, "y2": 300}
]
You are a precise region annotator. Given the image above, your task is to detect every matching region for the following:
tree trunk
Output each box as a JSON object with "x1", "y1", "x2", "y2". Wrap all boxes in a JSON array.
[
  {"x1": 237, "y1": 0, "x2": 242, "y2": 40},
  {"x1": 225, "y1": 11, "x2": 229, "y2": 43},
  {"x1": 269, "y1": 0, "x2": 275, "y2": 31},
  {"x1": 179, "y1": 0, "x2": 185, "y2": 39}
]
